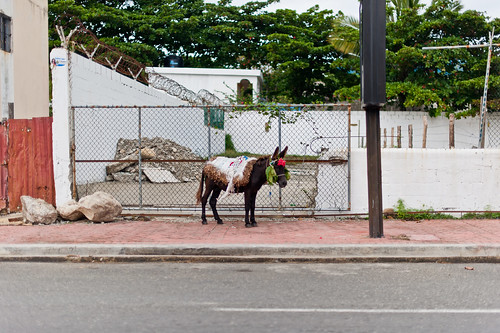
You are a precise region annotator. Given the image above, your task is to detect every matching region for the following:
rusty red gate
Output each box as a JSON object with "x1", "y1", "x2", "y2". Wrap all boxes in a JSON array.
[{"x1": 0, "y1": 118, "x2": 55, "y2": 212}]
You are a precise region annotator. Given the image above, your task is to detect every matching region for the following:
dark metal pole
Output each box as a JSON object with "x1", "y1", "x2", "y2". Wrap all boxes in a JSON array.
[
  {"x1": 360, "y1": 0, "x2": 386, "y2": 238},
  {"x1": 365, "y1": 107, "x2": 383, "y2": 237}
]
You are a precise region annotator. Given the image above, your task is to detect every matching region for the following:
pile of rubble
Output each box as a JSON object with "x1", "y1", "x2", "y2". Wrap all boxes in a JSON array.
[{"x1": 106, "y1": 137, "x2": 203, "y2": 183}]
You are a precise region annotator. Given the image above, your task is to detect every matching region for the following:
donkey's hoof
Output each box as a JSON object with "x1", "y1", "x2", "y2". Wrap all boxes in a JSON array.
[
  {"x1": 202, "y1": 220, "x2": 208, "y2": 225},
  {"x1": 251, "y1": 222, "x2": 258, "y2": 227},
  {"x1": 216, "y1": 220, "x2": 224, "y2": 225},
  {"x1": 245, "y1": 223, "x2": 252, "y2": 228}
]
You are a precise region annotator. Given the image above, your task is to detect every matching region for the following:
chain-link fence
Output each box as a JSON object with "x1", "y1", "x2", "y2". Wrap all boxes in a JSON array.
[
  {"x1": 486, "y1": 112, "x2": 500, "y2": 148},
  {"x1": 71, "y1": 104, "x2": 351, "y2": 212}
]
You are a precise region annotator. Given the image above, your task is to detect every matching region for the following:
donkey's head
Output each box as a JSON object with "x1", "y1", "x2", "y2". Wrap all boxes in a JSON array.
[{"x1": 269, "y1": 146, "x2": 289, "y2": 188}]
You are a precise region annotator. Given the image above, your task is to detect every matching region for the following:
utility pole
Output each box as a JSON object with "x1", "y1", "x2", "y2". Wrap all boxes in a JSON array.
[
  {"x1": 423, "y1": 28, "x2": 498, "y2": 148},
  {"x1": 360, "y1": 0, "x2": 386, "y2": 238}
]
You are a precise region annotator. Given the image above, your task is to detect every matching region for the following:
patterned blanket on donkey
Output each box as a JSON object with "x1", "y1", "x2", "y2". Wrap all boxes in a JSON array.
[{"x1": 204, "y1": 156, "x2": 257, "y2": 199}]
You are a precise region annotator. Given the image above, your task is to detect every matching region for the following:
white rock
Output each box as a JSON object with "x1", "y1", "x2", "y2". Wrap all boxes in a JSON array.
[
  {"x1": 78, "y1": 192, "x2": 122, "y2": 222},
  {"x1": 143, "y1": 167, "x2": 180, "y2": 183},
  {"x1": 57, "y1": 199, "x2": 85, "y2": 221},
  {"x1": 21, "y1": 196, "x2": 58, "y2": 224}
]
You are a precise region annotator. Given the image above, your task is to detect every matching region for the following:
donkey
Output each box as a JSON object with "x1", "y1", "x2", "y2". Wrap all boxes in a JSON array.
[{"x1": 196, "y1": 146, "x2": 288, "y2": 227}]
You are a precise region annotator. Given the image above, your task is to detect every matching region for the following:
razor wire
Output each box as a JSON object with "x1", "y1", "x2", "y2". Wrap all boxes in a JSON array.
[{"x1": 55, "y1": 15, "x2": 223, "y2": 106}]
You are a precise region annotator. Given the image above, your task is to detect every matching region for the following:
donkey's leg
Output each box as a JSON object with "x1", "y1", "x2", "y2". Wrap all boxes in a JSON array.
[
  {"x1": 201, "y1": 188, "x2": 212, "y2": 225},
  {"x1": 210, "y1": 188, "x2": 224, "y2": 224},
  {"x1": 249, "y1": 192, "x2": 258, "y2": 227},
  {"x1": 244, "y1": 192, "x2": 252, "y2": 228}
]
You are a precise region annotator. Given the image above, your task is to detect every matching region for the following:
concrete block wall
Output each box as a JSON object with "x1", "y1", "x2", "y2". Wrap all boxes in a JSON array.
[
  {"x1": 319, "y1": 148, "x2": 500, "y2": 214},
  {"x1": 68, "y1": 51, "x2": 183, "y2": 106}
]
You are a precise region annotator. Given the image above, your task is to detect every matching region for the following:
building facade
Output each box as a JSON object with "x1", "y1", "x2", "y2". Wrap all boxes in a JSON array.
[
  {"x1": 0, "y1": 0, "x2": 48, "y2": 119},
  {"x1": 150, "y1": 67, "x2": 263, "y2": 103}
]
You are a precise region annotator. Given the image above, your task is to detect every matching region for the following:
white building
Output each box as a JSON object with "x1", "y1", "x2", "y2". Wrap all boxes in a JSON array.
[
  {"x1": 0, "y1": 0, "x2": 48, "y2": 119},
  {"x1": 149, "y1": 67, "x2": 263, "y2": 103}
]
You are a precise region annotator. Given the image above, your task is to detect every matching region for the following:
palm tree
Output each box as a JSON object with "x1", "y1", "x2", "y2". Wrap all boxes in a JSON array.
[
  {"x1": 329, "y1": 15, "x2": 359, "y2": 56},
  {"x1": 329, "y1": 0, "x2": 428, "y2": 56}
]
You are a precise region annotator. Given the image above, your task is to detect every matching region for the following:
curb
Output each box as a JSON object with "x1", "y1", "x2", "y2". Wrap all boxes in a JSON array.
[{"x1": 0, "y1": 243, "x2": 499, "y2": 263}]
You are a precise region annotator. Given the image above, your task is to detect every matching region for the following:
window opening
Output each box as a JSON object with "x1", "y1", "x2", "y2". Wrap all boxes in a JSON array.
[{"x1": 0, "y1": 14, "x2": 12, "y2": 53}]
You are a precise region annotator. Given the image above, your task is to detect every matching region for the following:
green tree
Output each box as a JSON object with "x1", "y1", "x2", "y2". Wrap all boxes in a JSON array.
[
  {"x1": 333, "y1": 0, "x2": 500, "y2": 116},
  {"x1": 49, "y1": 0, "x2": 345, "y2": 103},
  {"x1": 261, "y1": 7, "x2": 342, "y2": 103}
]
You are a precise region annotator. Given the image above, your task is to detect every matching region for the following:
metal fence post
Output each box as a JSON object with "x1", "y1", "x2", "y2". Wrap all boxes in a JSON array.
[
  {"x1": 348, "y1": 105, "x2": 352, "y2": 211},
  {"x1": 278, "y1": 107, "x2": 282, "y2": 209},
  {"x1": 138, "y1": 106, "x2": 143, "y2": 208},
  {"x1": 207, "y1": 108, "x2": 212, "y2": 158},
  {"x1": 70, "y1": 106, "x2": 77, "y2": 200}
]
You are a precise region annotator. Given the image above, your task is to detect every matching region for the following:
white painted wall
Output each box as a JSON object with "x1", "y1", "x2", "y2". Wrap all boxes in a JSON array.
[
  {"x1": 69, "y1": 52, "x2": 184, "y2": 106},
  {"x1": 51, "y1": 49, "x2": 226, "y2": 206},
  {"x1": 350, "y1": 110, "x2": 490, "y2": 149},
  {"x1": 150, "y1": 67, "x2": 263, "y2": 103},
  {"x1": 317, "y1": 148, "x2": 500, "y2": 213},
  {"x1": 50, "y1": 48, "x2": 72, "y2": 208}
]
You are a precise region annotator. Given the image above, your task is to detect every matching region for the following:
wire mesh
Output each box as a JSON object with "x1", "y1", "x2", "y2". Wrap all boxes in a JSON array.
[
  {"x1": 72, "y1": 104, "x2": 351, "y2": 212},
  {"x1": 486, "y1": 112, "x2": 500, "y2": 148}
]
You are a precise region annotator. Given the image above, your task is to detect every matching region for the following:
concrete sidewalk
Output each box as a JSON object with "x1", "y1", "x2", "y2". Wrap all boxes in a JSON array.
[{"x1": 0, "y1": 215, "x2": 500, "y2": 263}]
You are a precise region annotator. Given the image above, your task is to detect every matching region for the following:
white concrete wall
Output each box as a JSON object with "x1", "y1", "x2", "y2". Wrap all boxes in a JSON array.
[
  {"x1": 51, "y1": 49, "x2": 224, "y2": 206},
  {"x1": 150, "y1": 67, "x2": 263, "y2": 103},
  {"x1": 350, "y1": 110, "x2": 487, "y2": 149},
  {"x1": 317, "y1": 148, "x2": 500, "y2": 213},
  {"x1": 69, "y1": 52, "x2": 184, "y2": 106},
  {"x1": 50, "y1": 48, "x2": 72, "y2": 207}
]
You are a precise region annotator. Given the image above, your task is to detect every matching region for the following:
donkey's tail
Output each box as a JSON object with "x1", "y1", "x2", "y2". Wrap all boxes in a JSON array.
[{"x1": 196, "y1": 171, "x2": 205, "y2": 204}]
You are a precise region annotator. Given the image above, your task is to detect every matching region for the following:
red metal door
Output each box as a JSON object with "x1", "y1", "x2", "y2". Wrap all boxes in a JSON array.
[
  {"x1": 7, "y1": 118, "x2": 55, "y2": 212},
  {"x1": 0, "y1": 123, "x2": 8, "y2": 210}
]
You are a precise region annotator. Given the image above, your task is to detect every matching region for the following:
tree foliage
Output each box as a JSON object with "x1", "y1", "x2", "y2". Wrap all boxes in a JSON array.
[
  {"x1": 333, "y1": 0, "x2": 500, "y2": 116},
  {"x1": 49, "y1": 0, "x2": 344, "y2": 103},
  {"x1": 48, "y1": 0, "x2": 500, "y2": 112}
]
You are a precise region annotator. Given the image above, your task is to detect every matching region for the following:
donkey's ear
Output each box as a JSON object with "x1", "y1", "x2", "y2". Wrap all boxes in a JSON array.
[
  {"x1": 271, "y1": 146, "x2": 280, "y2": 160},
  {"x1": 279, "y1": 146, "x2": 288, "y2": 158}
]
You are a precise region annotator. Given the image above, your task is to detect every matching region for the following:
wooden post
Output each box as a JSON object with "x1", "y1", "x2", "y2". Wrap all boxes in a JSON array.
[
  {"x1": 397, "y1": 126, "x2": 401, "y2": 148},
  {"x1": 449, "y1": 114, "x2": 455, "y2": 149},
  {"x1": 408, "y1": 125, "x2": 413, "y2": 148},
  {"x1": 391, "y1": 127, "x2": 394, "y2": 147},
  {"x1": 422, "y1": 116, "x2": 428, "y2": 148},
  {"x1": 383, "y1": 128, "x2": 387, "y2": 148}
]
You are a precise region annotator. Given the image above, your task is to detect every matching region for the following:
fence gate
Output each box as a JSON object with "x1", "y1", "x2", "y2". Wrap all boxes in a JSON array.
[{"x1": 71, "y1": 104, "x2": 350, "y2": 213}]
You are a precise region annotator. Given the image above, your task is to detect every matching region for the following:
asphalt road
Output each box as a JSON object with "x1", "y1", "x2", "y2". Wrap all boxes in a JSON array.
[{"x1": 1, "y1": 262, "x2": 499, "y2": 332}]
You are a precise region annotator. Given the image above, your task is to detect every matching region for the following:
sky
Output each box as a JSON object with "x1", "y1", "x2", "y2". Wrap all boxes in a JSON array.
[{"x1": 205, "y1": 0, "x2": 500, "y2": 20}]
